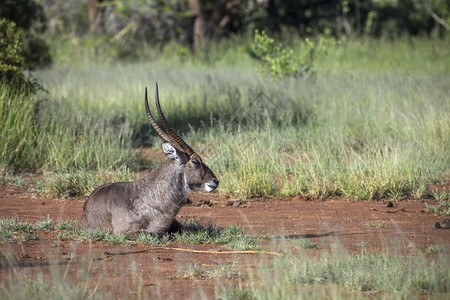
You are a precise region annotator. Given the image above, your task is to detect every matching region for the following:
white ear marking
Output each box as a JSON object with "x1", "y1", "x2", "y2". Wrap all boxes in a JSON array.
[{"x1": 162, "y1": 143, "x2": 179, "y2": 160}]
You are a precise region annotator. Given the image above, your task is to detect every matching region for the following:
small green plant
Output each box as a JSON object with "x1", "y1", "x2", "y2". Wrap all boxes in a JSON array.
[
  {"x1": 216, "y1": 225, "x2": 260, "y2": 250},
  {"x1": 249, "y1": 30, "x2": 335, "y2": 78},
  {"x1": 54, "y1": 220, "x2": 130, "y2": 245},
  {"x1": 174, "y1": 220, "x2": 260, "y2": 250},
  {"x1": 425, "y1": 200, "x2": 450, "y2": 216},
  {"x1": 55, "y1": 220, "x2": 79, "y2": 230},
  {"x1": 355, "y1": 241, "x2": 369, "y2": 248},
  {"x1": 1, "y1": 172, "x2": 27, "y2": 187},
  {"x1": 179, "y1": 262, "x2": 240, "y2": 280},
  {"x1": 57, "y1": 231, "x2": 69, "y2": 241},
  {"x1": 34, "y1": 216, "x2": 54, "y2": 230},
  {"x1": 293, "y1": 239, "x2": 318, "y2": 249},
  {"x1": 426, "y1": 244, "x2": 445, "y2": 253},
  {"x1": 432, "y1": 190, "x2": 450, "y2": 201},
  {"x1": 216, "y1": 262, "x2": 241, "y2": 280},
  {"x1": 136, "y1": 232, "x2": 167, "y2": 246},
  {"x1": 179, "y1": 262, "x2": 211, "y2": 279},
  {"x1": 0, "y1": 217, "x2": 39, "y2": 243},
  {"x1": 55, "y1": 220, "x2": 82, "y2": 241},
  {"x1": 219, "y1": 288, "x2": 259, "y2": 300},
  {"x1": 0, "y1": 165, "x2": 11, "y2": 187},
  {"x1": 364, "y1": 221, "x2": 386, "y2": 228},
  {"x1": 81, "y1": 229, "x2": 129, "y2": 245}
]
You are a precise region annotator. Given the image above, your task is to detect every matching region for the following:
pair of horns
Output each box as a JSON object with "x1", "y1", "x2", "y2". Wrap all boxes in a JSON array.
[{"x1": 145, "y1": 83, "x2": 195, "y2": 156}]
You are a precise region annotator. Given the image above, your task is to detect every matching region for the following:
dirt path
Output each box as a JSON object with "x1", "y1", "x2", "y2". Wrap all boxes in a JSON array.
[{"x1": 1, "y1": 187, "x2": 449, "y2": 298}]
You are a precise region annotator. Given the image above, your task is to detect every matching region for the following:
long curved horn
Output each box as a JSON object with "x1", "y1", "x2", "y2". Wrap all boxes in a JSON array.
[
  {"x1": 145, "y1": 87, "x2": 184, "y2": 153},
  {"x1": 155, "y1": 83, "x2": 195, "y2": 156}
]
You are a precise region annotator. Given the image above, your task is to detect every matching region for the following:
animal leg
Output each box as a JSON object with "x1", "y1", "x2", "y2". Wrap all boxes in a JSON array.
[{"x1": 167, "y1": 218, "x2": 184, "y2": 234}]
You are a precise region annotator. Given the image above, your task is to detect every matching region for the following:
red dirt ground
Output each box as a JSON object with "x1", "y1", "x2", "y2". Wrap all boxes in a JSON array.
[{"x1": 1, "y1": 186, "x2": 449, "y2": 299}]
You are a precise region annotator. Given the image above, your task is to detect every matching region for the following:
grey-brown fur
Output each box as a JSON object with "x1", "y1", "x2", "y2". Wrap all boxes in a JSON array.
[{"x1": 80, "y1": 85, "x2": 218, "y2": 236}]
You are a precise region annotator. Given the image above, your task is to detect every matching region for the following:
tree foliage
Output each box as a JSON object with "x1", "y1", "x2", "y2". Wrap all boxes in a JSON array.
[
  {"x1": 249, "y1": 30, "x2": 336, "y2": 78},
  {"x1": 0, "y1": 19, "x2": 40, "y2": 91},
  {"x1": 3, "y1": 0, "x2": 449, "y2": 62},
  {"x1": 0, "y1": 0, "x2": 51, "y2": 69}
]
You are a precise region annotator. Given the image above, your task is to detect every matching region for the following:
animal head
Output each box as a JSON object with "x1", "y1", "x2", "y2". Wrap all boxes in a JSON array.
[{"x1": 145, "y1": 84, "x2": 219, "y2": 192}]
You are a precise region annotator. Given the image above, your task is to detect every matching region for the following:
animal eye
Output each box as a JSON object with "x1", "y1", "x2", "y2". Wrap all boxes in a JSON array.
[{"x1": 192, "y1": 159, "x2": 201, "y2": 166}]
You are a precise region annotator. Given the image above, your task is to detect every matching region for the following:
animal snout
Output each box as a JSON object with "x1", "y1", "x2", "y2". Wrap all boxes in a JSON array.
[{"x1": 205, "y1": 178, "x2": 219, "y2": 192}]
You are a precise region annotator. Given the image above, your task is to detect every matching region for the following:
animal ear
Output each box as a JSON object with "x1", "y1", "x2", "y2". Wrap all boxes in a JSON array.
[{"x1": 162, "y1": 143, "x2": 180, "y2": 160}]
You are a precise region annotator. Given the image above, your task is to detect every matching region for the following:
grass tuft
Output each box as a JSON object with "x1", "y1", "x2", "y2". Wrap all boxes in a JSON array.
[
  {"x1": 425, "y1": 200, "x2": 450, "y2": 216},
  {"x1": 173, "y1": 220, "x2": 260, "y2": 250},
  {"x1": 224, "y1": 250, "x2": 450, "y2": 299},
  {"x1": 179, "y1": 262, "x2": 241, "y2": 280},
  {"x1": 425, "y1": 244, "x2": 446, "y2": 254},
  {"x1": 0, "y1": 217, "x2": 259, "y2": 250},
  {"x1": 364, "y1": 221, "x2": 387, "y2": 228},
  {"x1": 292, "y1": 239, "x2": 318, "y2": 249},
  {"x1": 0, "y1": 217, "x2": 39, "y2": 243},
  {"x1": 34, "y1": 216, "x2": 55, "y2": 230}
]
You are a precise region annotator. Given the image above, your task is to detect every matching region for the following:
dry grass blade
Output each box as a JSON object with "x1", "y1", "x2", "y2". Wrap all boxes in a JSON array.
[{"x1": 104, "y1": 246, "x2": 283, "y2": 256}]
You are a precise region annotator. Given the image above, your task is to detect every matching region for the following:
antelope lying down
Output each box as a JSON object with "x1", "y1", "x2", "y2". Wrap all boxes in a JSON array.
[{"x1": 81, "y1": 84, "x2": 219, "y2": 236}]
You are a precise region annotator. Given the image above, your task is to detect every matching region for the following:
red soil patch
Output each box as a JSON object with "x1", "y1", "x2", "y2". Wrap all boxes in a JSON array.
[{"x1": 1, "y1": 187, "x2": 449, "y2": 298}]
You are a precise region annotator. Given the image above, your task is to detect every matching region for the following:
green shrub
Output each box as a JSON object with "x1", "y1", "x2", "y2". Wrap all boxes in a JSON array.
[
  {"x1": 425, "y1": 200, "x2": 450, "y2": 216},
  {"x1": 0, "y1": 19, "x2": 28, "y2": 89},
  {"x1": 0, "y1": 0, "x2": 51, "y2": 68},
  {"x1": 0, "y1": 217, "x2": 39, "y2": 243},
  {"x1": 0, "y1": 18, "x2": 43, "y2": 92},
  {"x1": 249, "y1": 30, "x2": 336, "y2": 78}
]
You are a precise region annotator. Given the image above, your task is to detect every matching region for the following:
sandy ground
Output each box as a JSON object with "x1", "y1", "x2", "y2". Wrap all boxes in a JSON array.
[{"x1": 0, "y1": 186, "x2": 449, "y2": 298}]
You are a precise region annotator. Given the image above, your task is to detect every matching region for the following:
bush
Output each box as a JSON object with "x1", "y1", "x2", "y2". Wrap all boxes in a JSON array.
[
  {"x1": 0, "y1": 19, "x2": 41, "y2": 91},
  {"x1": 249, "y1": 30, "x2": 336, "y2": 78},
  {"x1": 1, "y1": 19, "x2": 25, "y2": 86},
  {"x1": 0, "y1": 0, "x2": 51, "y2": 69}
]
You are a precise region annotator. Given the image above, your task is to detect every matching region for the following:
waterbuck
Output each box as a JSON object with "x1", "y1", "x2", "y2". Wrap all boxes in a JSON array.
[{"x1": 80, "y1": 84, "x2": 219, "y2": 236}]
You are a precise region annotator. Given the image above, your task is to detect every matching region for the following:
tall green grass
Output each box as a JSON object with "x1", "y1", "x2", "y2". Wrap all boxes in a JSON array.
[
  {"x1": 2, "y1": 252, "x2": 448, "y2": 300},
  {"x1": 1, "y1": 37, "x2": 449, "y2": 199},
  {"x1": 0, "y1": 82, "x2": 135, "y2": 196},
  {"x1": 1, "y1": 230, "x2": 448, "y2": 299},
  {"x1": 206, "y1": 72, "x2": 449, "y2": 198},
  {"x1": 0, "y1": 84, "x2": 40, "y2": 171},
  {"x1": 219, "y1": 248, "x2": 450, "y2": 299}
]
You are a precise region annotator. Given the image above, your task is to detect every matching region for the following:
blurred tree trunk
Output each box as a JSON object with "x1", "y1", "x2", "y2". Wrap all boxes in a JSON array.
[
  {"x1": 207, "y1": 0, "x2": 229, "y2": 38},
  {"x1": 87, "y1": 0, "x2": 105, "y2": 35},
  {"x1": 188, "y1": 0, "x2": 242, "y2": 51},
  {"x1": 189, "y1": 0, "x2": 205, "y2": 50},
  {"x1": 267, "y1": 0, "x2": 280, "y2": 31}
]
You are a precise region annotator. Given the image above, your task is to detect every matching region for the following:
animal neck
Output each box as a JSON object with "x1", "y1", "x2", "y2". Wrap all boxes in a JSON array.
[{"x1": 141, "y1": 159, "x2": 186, "y2": 202}]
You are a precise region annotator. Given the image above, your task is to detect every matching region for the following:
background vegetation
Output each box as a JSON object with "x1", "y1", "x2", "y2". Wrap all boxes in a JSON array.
[
  {"x1": 1, "y1": 3, "x2": 449, "y2": 299},
  {"x1": 0, "y1": 0, "x2": 449, "y2": 199},
  {"x1": 1, "y1": 216, "x2": 449, "y2": 299}
]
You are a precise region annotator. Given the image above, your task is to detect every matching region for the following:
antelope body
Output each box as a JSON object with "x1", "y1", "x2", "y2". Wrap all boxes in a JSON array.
[{"x1": 80, "y1": 84, "x2": 219, "y2": 236}]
